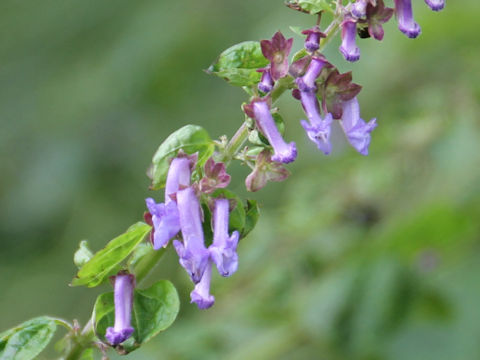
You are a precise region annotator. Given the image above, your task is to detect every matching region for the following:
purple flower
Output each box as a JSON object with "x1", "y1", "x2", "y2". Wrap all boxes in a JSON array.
[
  {"x1": 245, "y1": 99, "x2": 297, "y2": 164},
  {"x1": 209, "y1": 198, "x2": 239, "y2": 277},
  {"x1": 301, "y1": 26, "x2": 326, "y2": 52},
  {"x1": 340, "y1": 16, "x2": 360, "y2": 62},
  {"x1": 199, "y1": 158, "x2": 231, "y2": 194},
  {"x1": 190, "y1": 262, "x2": 215, "y2": 309},
  {"x1": 299, "y1": 91, "x2": 333, "y2": 155},
  {"x1": 173, "y1": 187, "x2": 210, "y2": 283},
  {"x1": 340, "y1": 97, "x2": 377, "y2": 155},
  {"x1": 394, "y1": 0, "x2": 421, "y2": 38},
  {"x1": 260, "y1": 32, "x2": 294, "y2": 81},
  {"x1": 145, "y1": 157, "x2": 192, "y2": 249},
  {"x1": 425, "y1": 0, "x2": 445, "y2": 11},
  {"x1": 295, "y1": 56, "x2": 329, "y2": 92},
  {"x1": 245, "y1": 150, "x2": 290, "y2": 192},
  {"x1": 105, "y1": 272, "x2": 135, "y2": 346},
  {"x1": 257, "y1": 68, "x2": 274, "y2": 94}
]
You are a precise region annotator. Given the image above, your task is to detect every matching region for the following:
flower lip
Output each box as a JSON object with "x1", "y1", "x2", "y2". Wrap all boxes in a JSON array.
[
  {"x1": 425, "y1": 0, "x2": 445, "y2": 11},
  {"x1": 190, "y1": 263, "x2": 215, "y2": 309}
]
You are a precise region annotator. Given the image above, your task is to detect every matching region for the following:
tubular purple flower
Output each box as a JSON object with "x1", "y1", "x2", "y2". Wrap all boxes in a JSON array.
[
  {"x1": 394, "y1": 0, "x2": 421, "y2": 38},
  {"x1": 301, "y1": 26, "x2": 326, "y2": 52},
  {"x1": 209, "y1": 198, "x2": 239, "y2": 277},
  {"x1": 299, "y1": 90, "x2": 333, "y2": 155},
  {"x1": 295, "y1": 56, "x2": 329, "y2": 92},
  {"x1": 105, "y1": 273, "x2": 135, "y2": 346},
  {"x1": 190, "y1": 262, "x2": 215, "y2": 309},
  {"x1": 252, "y1": 100, "x2": 297, "y2": 164},
  {"x1": 340, "y1": 97, "x2": 377, "y2": 156},
  {"x1": 257, "y1": 68, "x2": 274, "y2": 94},
  {"x1": 340, "y1": 17, "x2": 361, "y2": 62},
  {"x1": 173, "y1": 187, "x2": 210, "y2": 283},
  {"x1": 145, "y1": 157, "x2": 191, "y2": 250},
  {"x1": 425, "y1": 0, "x2": 445, "y2": 11}
]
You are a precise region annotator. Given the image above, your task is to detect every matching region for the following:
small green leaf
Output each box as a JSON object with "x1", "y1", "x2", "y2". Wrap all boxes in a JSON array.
[
  {"x1": 71, "y1": 222, "x2": 151, "y2": 288},
  {"x1": 0, "y1": 317, "x2": 57, "y2": 360},
  {"x1": 292, "y1": 48, "x2": 309, "y2": 62},
  {"x1": 296, "y1": 0, "x2": 334, "y2": 14},
  {"x1": 289, "y1": 26, "x2": 304, "y2": 37},
  {"x1": 74, "y1": 240, "x2": 94, "y2": 269},
  {"x1": 211, "y1": 189, "x2": 246, "y2": 236},
  {"x1": 148, "y1": 125, "x2": 214, "y2": 190},
  {"x1": 79, "y1": 348, "x2": 94, "y2": 360},
  {"x1": 242, "y1": 199, "x2": 260, "y2": 238},
  {"x1": 93, "y1": 280, "x2": 180, "y2": 354},
  {"x1": 207, "y1": 41, "x2": 269, "y2": 87}
]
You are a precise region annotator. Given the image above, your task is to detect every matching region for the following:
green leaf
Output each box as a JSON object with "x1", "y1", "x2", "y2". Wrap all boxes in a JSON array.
[
  {"x1": 207, "y1": 41, "x2": 269, "y2": 87},
  {"x1": 0, "y1": 317, "x2": 57, "y2": 360},
  {"x1": 79, "y1": 348, "x2": 94, "y2": 360},
  {"x1": 93, "y1": 280, "x2": 180, "y2": 354},
  {"x1": 148, "y1": 125, "x2": 214, "y2": 190},
  {"x1": 296, "y1": 0, "x2": 334, "y2": 14},
  {"x1": 211, "y1": 189, "x2": 246, "y2": 236},
  {"x1": 73, "y1": 240, "x2": 94, "y2": 269},
  {"x1": 71, "y1": 222, "x2": 151, "y2": 288},
  {"x1": 242, "y1": 199, "x2": 260, "y2": 238}
]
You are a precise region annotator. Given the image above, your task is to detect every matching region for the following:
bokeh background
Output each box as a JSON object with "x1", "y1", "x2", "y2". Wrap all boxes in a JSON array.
[{"x1": 1, "y1": 0, "x2": 480, "y2": 359}]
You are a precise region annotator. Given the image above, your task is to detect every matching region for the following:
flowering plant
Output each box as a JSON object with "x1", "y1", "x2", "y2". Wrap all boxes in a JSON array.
[{"x1": 0, "y1": 1, "x2": 446, "y2": 359}]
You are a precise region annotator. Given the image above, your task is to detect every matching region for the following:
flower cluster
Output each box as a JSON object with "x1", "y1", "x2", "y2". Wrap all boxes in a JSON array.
[{"x1": 145, "y1": 153, "x2": 238, "y2": 310}]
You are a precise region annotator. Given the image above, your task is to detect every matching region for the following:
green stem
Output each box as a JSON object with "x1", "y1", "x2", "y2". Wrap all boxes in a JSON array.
[
  {"x1": 62, "y1": 320, "x2": 95, "y2": 360},
  {"x1": 224, "y1": 122, "x2": 249, "y2": 162}
]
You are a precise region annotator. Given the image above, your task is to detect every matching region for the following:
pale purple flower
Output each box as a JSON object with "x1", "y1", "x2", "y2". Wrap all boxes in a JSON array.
[
  {"x1": 425, "y1": 0, "x2": 445, "y2": 11},
  {"x1": 295, "y1": 56, "x2": 329, "y2": 92},
  {"x1": 299, "y1": 91, "x2": 333, "y2": 155},
  {"x1": 145, "y1": 157, "x2": 191, "y2": 250},
  {"x1": 105, "y1": 272, "x2": 135, "y2": 346},
  {"x1": 394, "y1": 0, "x2": 421, "y2": 38},
  {"x1": 245, "y1": 99, "x2": 297, "y2": 164},
  {"x1": 173, "y1": 187, "x2": 210, "y2": 283},
  {"x1": 340, "y1": 16, "x2": 360, "y2": 62},
  {"x1": 209, "y1": 198, "x2": 239, "y2": 277},
  {"x1": 257, "y1": 68, "x2": 274, "y2": 94},
  {"x1": 190, "y1": 262, "x2": 215, "y2": 309},
  {"x1": 301, "y1": 26, "x2": 326, "y2": 52},
  {"x1": 340, "y1": 97, "x2": 377, "y2": 155}
]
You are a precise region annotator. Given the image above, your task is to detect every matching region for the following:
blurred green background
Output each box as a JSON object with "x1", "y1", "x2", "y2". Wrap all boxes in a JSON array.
[{"x1": 1, "y1": 0, "x2": 480, "y2": 359}]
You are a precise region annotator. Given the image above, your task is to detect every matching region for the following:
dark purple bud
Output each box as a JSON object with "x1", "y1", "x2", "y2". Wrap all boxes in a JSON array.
[
  {"x1": 209, "y1": 198, "x2": 239, "y2": 277},
  {"x1": 340, "y1": 97, "x2": 377, "y2": 155},
  {"x1": 199, "y1": 158, "x2": 231, "y2": 194},
  {"x1": 173, "y1": 187, "x2": 210, "y2": 283},
  {"x1": 260, "y1": 31, "x2": 294, "y2": 81},
  {"x1": 296, "y1": 56, "x2": 330, "y2": 92},
  {"x1": 425, "y1": 0, "x2": 445, "y2": 11},
  {"x1": 340, "y1": 17, "x2": 360, "y2": 62},
  {"x1": 245, "y1": 150, "x2": 289, "y2": 192},
  {"x1": 298, "y1": 90, "x2": 333, "y2": 155},
  {"x1": 394, "y1": 0, "x2": 421, "y2": 38},
  {"x1": 190, "y1": 262, "x2": 215, "y2": 309},
  {"x1": 257, "y1": 68, "x2": 275, "y2": 93},
  {"x1": 105, "y1": 272, "x2": 135, "y2": 346},
  {"x1": 301, "y1": 26, "x2": 326, "y2": 52},
  {"x1": 249, "y1": 99, "x2": 297, "y2": 164},
  {"x1": 366, "y1": 0, "x2": 394, "y2": 41}
]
